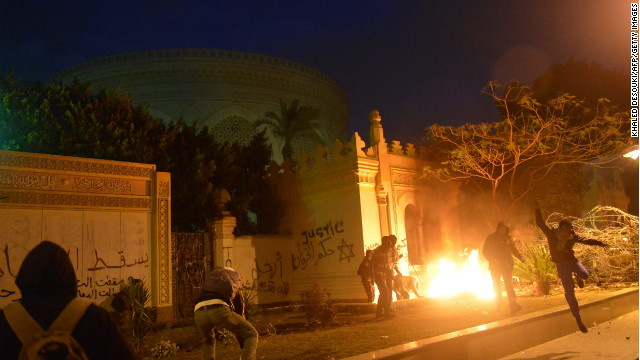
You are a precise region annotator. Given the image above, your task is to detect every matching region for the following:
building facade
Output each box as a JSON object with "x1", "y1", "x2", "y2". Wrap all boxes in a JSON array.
[{"x1": 52, "y1": 49, "x2": 349, "y2": 163}]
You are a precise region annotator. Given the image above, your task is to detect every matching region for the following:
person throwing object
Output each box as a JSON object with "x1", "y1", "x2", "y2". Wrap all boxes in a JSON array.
[{"x1": 533, "y1": 199, "x2": 608, "y2": 333}]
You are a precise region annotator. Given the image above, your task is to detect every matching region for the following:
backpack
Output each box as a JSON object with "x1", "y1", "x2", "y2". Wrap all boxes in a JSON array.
[{"x1": 3, "y1": 297, "x2": 91, "y2": 360}]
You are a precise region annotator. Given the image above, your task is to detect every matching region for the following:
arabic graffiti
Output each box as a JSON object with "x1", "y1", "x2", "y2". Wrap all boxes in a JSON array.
[
  {"x1": 1, "y1": 243, "x2": 149, "y2": 303},
  {"x1": 292, "y1": 220, "x2": 351, "y2": 271},
  {"x1": 223, "y1": 246, "x2": 233, "y2": 268},
  {"x1": 88, "y1": 249, "x2": 149, "y2": 271},
  {"x1": 0, "y1": 288, "x2": 16, "y2": 297},
  {"x1": 77, "y1": 275, "x2": 125, "y2": 300},
  {"x1": 246, "y1": 252, "x2": 290, "y2": 294}
]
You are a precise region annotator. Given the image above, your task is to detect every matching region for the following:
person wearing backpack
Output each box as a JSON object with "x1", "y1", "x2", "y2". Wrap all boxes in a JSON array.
[
  {"x1": 0, "y1": 241, "x2": 137, "y2": 360},
  {"x1": 194, "y1": 266, "x2": 258, "y2": 360}
]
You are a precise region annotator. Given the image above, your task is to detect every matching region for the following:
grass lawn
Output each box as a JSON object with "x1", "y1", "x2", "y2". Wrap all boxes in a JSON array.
[{"x1": 142, "y1": 285, "x2": 636, "y2": 360}]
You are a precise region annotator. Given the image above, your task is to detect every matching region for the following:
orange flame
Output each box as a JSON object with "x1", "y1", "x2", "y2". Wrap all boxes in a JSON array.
[{"x1": 426, "y1": 249, "x2": 494, "y2": 298}]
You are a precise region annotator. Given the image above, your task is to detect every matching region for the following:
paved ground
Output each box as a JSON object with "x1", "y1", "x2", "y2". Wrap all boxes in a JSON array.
[{"x1": 499, "y1": 310, "x2": 639, "y2": 360}]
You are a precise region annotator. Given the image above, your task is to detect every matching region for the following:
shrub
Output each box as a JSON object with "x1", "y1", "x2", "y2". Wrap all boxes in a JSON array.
[
  {"x1": 300, "y1": 282, "x2": 336, "y2": 327},
  {"x1": 239, "y1": 287, "x2": 260, "y2": 322},
  {"x1": 513, "y1": 243, "x2": 557, "y2": 296},
  {"x1": 150, "y1": 340, "x2": 179, "y2": 358},
  {"x1": 119, "y1": 277, "x2": 157, "y2": 353}
]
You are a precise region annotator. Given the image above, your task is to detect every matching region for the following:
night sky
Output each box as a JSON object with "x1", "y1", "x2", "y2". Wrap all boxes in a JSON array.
[{"x1": 0, "y1": 1, "x2": 630, "y2": 144}]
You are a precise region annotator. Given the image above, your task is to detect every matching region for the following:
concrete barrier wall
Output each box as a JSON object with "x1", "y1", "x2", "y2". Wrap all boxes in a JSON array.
[{"x1": 344, "y1": 288, "x2": 639, "y2": 360}]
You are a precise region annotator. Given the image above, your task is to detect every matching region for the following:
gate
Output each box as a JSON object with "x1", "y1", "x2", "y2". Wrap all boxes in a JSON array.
[{"x1": 171, "y1": 232, "x2": 208, "y2": 319}]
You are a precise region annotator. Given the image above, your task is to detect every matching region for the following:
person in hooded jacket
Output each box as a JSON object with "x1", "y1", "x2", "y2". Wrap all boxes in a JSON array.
[
  {"x1": 483, "y1": 222, "x2": 524, "y2": 315},
  {"x1": 0, "y1": 241, "x2": 137, "y2": 360},
  {"x1": 194, "y1": 266, "x2": 258, "y2": 360}
]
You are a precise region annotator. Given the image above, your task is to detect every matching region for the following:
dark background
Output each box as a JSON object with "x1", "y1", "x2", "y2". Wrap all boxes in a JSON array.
[{"x1": 0, "y1": 0, "x2": 629, "y2": 143}]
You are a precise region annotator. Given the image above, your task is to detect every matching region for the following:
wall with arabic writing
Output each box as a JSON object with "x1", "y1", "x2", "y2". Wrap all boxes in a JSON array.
[
  {"x1": 0, "y1": 209, "x2": 150, "y2": 306},
  {"x1": 0, "y1": 150, "x2": 171, "y2": 319}
]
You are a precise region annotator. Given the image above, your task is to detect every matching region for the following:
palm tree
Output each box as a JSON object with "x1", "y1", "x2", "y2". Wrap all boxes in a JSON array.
[{"x1": 254, "y1": 99, "x2": 326, "y2": 159}]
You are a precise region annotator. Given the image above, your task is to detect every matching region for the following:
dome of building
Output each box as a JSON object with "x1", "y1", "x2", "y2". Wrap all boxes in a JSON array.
[{"x1": 51, "y1": 49, "x2": 349, "y2": 162}]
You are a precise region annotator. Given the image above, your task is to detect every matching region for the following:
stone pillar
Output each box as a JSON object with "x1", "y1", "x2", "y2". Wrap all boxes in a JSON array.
[
  {"x1": 212, "y1": 215, "x2": 237, "y2": 269},
  {"x1": 376, "y1": 185, "x2": 391, "y2": 237},
  {"x1": 153, "y1": 171, "x2": 172, "y2": 322},
  {"x1": 369, "y1": 110, "x2": 385, "y2": 148}
]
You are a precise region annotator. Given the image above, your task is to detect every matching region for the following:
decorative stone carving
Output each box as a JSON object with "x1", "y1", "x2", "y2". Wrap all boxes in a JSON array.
[
  {"x1": 0, "y1": 191, "x2": 152, "y2": 209},
  {"x1": 72, "y1": 177, "x2": 132, "y2": 193},
  {"x1": 158, "y1": 198, "x2": 171, "y2": 305},
  {"x1": 158, "y1": 181, "x2": 170, "y2": 198},
  {"x1": 0, "y1": 152, "x2": 153, "y2": 178},
  {"x1": 391, "y1": 169, "x2": 429, "y2": 187},
  {"x1": 0, "y1": 172, "x2": 55, "y2": 189},
  {"x1": 212, "y1": 115, "x2": 255, "y2": 146}
]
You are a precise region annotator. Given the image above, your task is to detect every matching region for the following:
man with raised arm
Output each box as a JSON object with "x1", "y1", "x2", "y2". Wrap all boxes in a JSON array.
[{"x1": 533, "y1": 199, "x2": 608, "y2": 332}]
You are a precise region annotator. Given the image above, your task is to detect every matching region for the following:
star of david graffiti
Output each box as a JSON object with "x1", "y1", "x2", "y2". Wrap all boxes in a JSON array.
[{"x1": 337, "y1": 239, "x2": 355, "y2": 263}]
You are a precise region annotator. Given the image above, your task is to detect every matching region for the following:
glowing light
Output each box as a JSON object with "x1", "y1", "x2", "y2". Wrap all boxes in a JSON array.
[
  {"x1": 623, "y1": 149, "x2": 639, "y2": 160},
  {"x1": 427, "y1": 249, "x2": 494, "y2": 299}
]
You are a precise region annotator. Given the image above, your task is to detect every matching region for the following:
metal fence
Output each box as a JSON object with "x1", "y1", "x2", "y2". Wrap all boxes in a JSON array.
[{"x1": 171, "y1": 232, "x2": 208, "y2": 320}]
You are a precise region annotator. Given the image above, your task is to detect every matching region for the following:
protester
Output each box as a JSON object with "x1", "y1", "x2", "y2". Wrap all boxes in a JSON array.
[
  {"x1": 482, "y1": 221, "x2": 524, "y2": 314},
  {"x1": 0, "y1": 241, "x2": 137, "y2": 360},
  {"x1": 357, "y1": 250, "x2": 376, "y2": 303},
  {"x1": 534, "y1": 199, "x2": 608, "y2": 332},
  {"x1": 387, "y1": 235, "x2": 403, "y2": 302},
  {"x1": 194, "y1": 266, "x2": 258, "y2": 360},
  {"x1": 371, "y1": 236, "x2": 395, "y2": 319}
]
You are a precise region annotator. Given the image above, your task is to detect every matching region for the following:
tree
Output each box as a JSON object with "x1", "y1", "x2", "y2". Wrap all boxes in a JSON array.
[
  {"x1": 423, "y1": 82, "x2": 631, "y2": 227},
  {"x1": 0, "y1": 72, "x2": 281, "y2": 234},
  {"x1": 0, "y1": 72, "x2": 170, "y2": 163},
  {"x1": 222, "y1": 130, "x2": 282, "y2": 235},
  {"x1": 254, "y1": 98, "x2": 326, "y2": 159}
]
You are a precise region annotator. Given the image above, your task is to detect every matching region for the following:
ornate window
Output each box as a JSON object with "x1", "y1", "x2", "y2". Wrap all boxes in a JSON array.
[{"x1": 211, "y1": 115, "x2": 255, "y2": 145}]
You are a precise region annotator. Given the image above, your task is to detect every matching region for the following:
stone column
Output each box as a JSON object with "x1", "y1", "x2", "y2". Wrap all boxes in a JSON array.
[
  {"x1": 212, "y1": 216, "x2": 237, "y2": 269},
  {"x1": 377, "y1": 188, "x2": 391, "y2": 237},
  {"x1": 153, "y1": 171, "x2": 172, "y2": 322}
]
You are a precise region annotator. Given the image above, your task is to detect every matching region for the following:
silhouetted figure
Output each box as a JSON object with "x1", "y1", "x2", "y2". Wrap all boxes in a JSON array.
[
  {"x1": 357, "y1": 250, "x2": 375, "y2": 302},
  {"x1": 387, "y1": 235, "x2": 402, "y2": 303},
  {"x1": 371, "y1": 236, "x2": 395, "y2": 319},
  {"x1": 194, "y1": 266, "x2": 258, "y2": 360},
  {"x1": 483, "y1": 222, "x2": 524, "y2": 315},
  {"x1": 534, "y1": 199, "x2": 608, "y2": 333},
  {"x1": 0, "y1": 241, "x2": 137, "y2": 360}
]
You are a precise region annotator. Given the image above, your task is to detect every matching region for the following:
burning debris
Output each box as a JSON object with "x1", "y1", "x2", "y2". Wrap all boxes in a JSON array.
[{"x1": 426, "y1": 249, "x2": 494, "y2": 299}]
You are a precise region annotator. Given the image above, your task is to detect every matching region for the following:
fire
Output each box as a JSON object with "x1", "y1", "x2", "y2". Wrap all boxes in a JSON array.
[{"x1": 426, "y1": 249, "x2": 494, "y2": 298}]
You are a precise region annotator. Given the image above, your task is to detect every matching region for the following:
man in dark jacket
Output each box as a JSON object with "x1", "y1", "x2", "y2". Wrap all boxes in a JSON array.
[
  {"x1": 483, "y1": 222, "x2": 524, "y2": 314},
  {"x1": 371, "y1": 236, "x2": 395, "y2": 319},
  {"x1": 357, "y1": 250, "x2": 375, "y2": 303},
  {"x1": 534, "y1": 199, "x2": 608, "y2": 333},
  {"x1": 194, "y1": 266, "x2": 258, "y2": 360},
  {"x1": 0, "y1": 241, "x2": 137, "y2": 360}
]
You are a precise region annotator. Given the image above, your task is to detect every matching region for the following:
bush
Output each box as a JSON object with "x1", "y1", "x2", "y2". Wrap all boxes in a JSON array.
[
  {"x1": 119, "y1": 277, "x2": 157, "y2": 353},
  {"x1": 513, "y1": 243, "x2": 557, "y2": 296},
  {"x1": 300, "y1": 282, "x2": 336, "y2": 327},
  {"x1": 239, "y1": 288, "x2": 260, "y2": 322},
  {"x1": 150, "y1": 340, "x2": 179, "y2": 358}
]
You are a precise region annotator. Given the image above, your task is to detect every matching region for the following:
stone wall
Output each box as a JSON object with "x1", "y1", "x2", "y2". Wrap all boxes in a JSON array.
[
  {"x1": 0, "y1": 150, "x2": 172, "y2": 320},
  {"x1": 211, "y1": 116, "x2": 462, "y2": 304}
]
